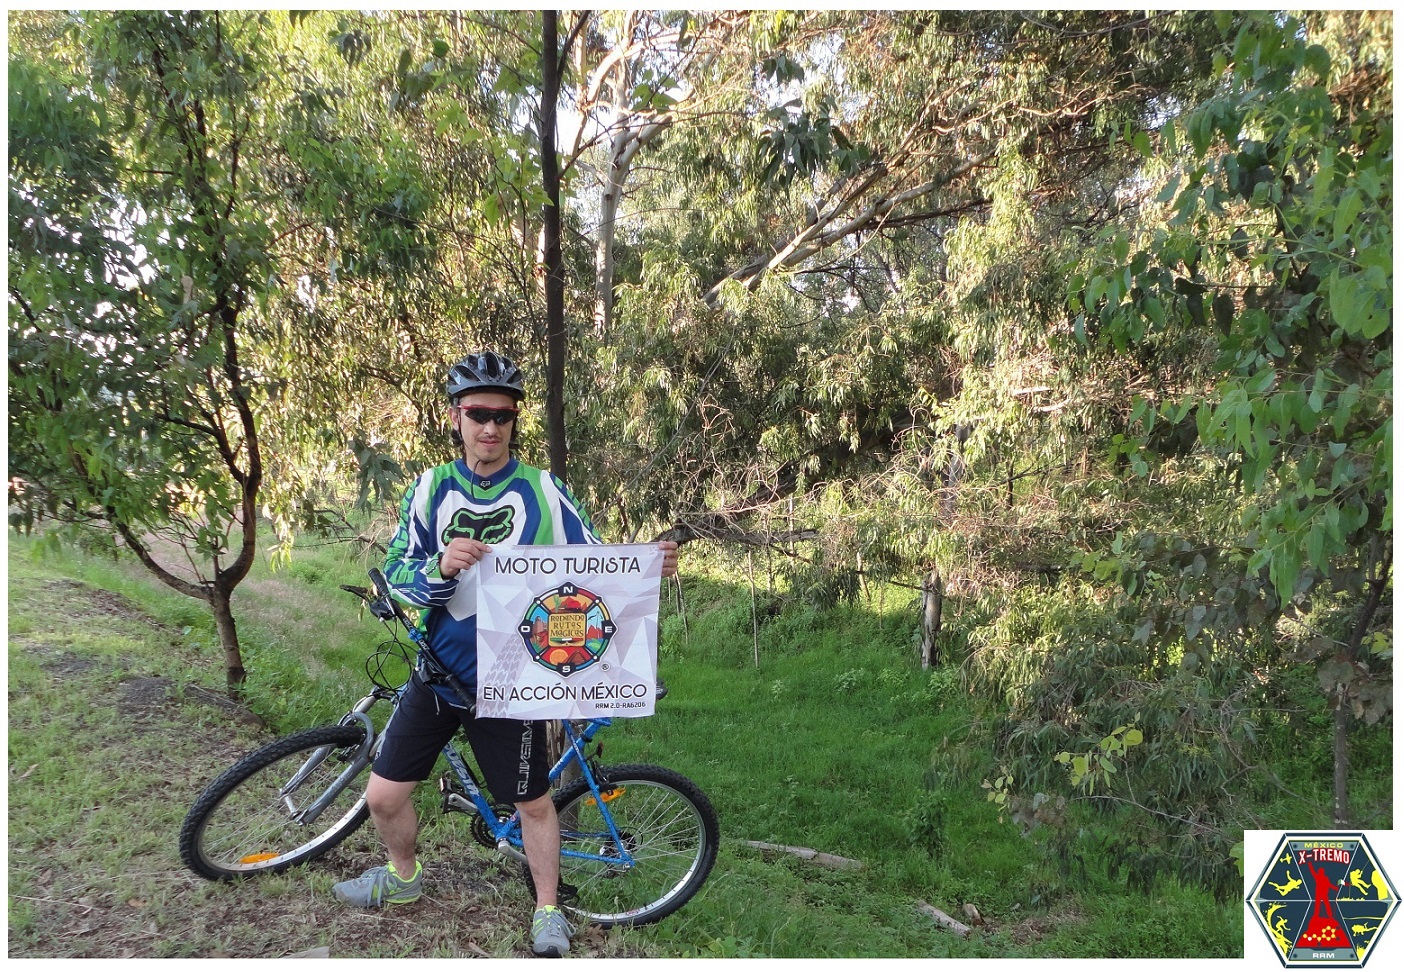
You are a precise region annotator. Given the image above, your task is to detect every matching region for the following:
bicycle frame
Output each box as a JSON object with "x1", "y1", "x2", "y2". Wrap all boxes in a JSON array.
[
  {"x1": 183, "y1": 569, "x2": 716, "y2": 929},
  {"x1": 436, "y1": 715, "x2": 635, "y2": 871},
  {"x1": 296, "y1": 576, "x2": 642, "y2": 875}
]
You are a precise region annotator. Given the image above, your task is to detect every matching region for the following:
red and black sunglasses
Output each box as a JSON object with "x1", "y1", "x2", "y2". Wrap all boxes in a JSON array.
[{"x1": 452, "y1": 405, "x2": 519, "y2": 427}]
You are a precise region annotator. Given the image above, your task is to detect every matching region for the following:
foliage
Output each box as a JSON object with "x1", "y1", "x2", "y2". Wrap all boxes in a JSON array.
[
  {"x1": 7, "y1": 10, "x2": 443, "y2": 687},
  {"x1": 7, "y1": 534, "x2": 1250, "y2": 957},
  {"x1": 1078, "y1": 11, "x2": 1391, "y2": 611},
  {"x1": 6, "y1": 8, "x2": 1390, "y2": 900},
  {"x1": 973, "y1": 10, "x2": 1392, "y2": 896}
]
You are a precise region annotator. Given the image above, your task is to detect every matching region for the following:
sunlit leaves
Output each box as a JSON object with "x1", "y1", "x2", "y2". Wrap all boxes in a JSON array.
[
  {"x1": 1074, "y1": 12, "x2": 1390, "y2": 604},
  {"x1": 9, "y1": 10, "x2": 443, "y2": 634}
]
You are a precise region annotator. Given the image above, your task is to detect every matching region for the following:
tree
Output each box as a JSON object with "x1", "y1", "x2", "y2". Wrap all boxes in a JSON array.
[
  {"x1": 974, "y1": 10, "x2": 1389, "y2": 898},
  {"x1": 539, "y1": 10, "x2": 571, "y2": 479},
  {"x1": 8, "y1": 10, "x2": 436, "y2": 694},
  {"x1": 1079, "y1": 11, "x2": 1391, "y2": 826},
  {"x1": 559, "y1": 10, "x2": 1227, "y2": 542},
  {"x1": 560, "y1": 11, "x2": 746, "y2": 337}
]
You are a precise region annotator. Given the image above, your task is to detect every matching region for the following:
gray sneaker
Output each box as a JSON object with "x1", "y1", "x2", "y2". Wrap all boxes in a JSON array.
[
  {"x1": 332, "y1": 862, "x2": 422, "y2": 908},
  {"x1": 531, "y1": 905, "x2": 573, "y2": 957}
]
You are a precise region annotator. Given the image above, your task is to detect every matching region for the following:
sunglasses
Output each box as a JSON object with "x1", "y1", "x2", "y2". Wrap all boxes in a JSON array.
[{"x1": 454, "y1": 405, "x2": 518, "y2": 427}]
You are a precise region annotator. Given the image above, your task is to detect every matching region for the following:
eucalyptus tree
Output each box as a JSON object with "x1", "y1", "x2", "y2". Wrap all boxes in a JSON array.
[
  {"x1": 311, "y1": 10, "x2": 596, "y2": 488},
  {"x1": 565, "y1": 10, "x2": 1228, "y2": 543},
  {"x1": 8, "y1": 10, "x2": 438, "y2": 694},
  {"x1": 1074, "y1": 11, "x2": 1392, "y2": 827},
  {"x1": 555, "y1": 10, "x2": 749, "y2": 338},
  {"x1": 238, "y1": 9, "x2": 571, "y2": 511},
  {"x1": 956, "y1": 10, "x2": 1391, "y2": 899}
]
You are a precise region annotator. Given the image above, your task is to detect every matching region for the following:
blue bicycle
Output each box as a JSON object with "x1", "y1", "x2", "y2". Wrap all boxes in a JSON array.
[{"x1": 179, "y1": 568, "x2": 718, "y2": 927}]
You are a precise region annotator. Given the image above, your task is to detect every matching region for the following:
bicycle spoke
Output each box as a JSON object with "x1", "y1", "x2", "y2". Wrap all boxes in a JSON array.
[
  {"x1": 551, "y1": 768, "x2": 716, "y2": 926},
  {"x1": 182, "y1": 726, "x2": 371, "y2": 877}
]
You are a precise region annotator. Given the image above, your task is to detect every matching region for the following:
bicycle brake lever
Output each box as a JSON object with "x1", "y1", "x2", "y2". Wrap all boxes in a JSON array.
[
  {"x1": 368, "y1": 597, "x2": 399, "y2": 622},
  {"x1": 340, "y1": 585, "x2": 370, "y2": 598}
]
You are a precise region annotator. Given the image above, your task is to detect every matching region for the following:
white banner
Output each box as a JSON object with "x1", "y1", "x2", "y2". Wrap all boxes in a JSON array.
[{"x1": 474, "y1": 543, "x2": 662, "y2": 719}]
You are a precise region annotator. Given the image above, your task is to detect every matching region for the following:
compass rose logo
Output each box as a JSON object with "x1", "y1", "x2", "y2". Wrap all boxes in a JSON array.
[{"x1": 518, "y1": 582, "x2": 615, "y2": 676}]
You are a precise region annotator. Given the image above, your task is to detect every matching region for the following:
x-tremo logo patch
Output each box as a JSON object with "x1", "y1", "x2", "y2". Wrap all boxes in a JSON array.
[{"x1": 1248, "y1": 833, "x2": 1398, "y2": 967}]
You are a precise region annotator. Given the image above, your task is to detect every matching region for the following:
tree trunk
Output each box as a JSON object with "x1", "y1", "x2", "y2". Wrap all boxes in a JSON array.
[
  {"x1": 540, "y1": 9, "x2": 568, "y2": 481},
  {"x1": 541, "y1": 13, "x2": 580, "y2": 791},
  {"x1": 1332, "y1": 544, "x2": 1392, "y2": 827},
  {"x1": 210, "y1": 585, "x2": 247, "y2": 699},
  {"x1": 1332, "y1": 700, "x2": 1350, "y2": 828},
  {"x1": 941, "y1": 437, "x2": 966, "y2": 524},
  {"x1": 920, "y1": 569, "x2": 943, "y2": 669},
  {"x1": 593, "y1": 129, "x2": 630, "y2": 337},
  {"x1": 593, "y1": 120, "x2": 667, "y2": 337}
]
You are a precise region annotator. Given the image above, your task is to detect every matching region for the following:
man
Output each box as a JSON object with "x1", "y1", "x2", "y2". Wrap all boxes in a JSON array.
[{"x1": 332, "y1": 351, "x2": 679, "y2": 957}]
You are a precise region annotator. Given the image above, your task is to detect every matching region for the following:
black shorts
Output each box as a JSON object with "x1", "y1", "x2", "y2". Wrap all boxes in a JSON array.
[{"x1": 373, "y1": 673, "x2": 550, "y2": 804}]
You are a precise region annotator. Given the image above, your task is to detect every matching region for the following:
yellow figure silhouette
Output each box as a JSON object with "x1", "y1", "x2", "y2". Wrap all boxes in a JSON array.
[
  {"x1": 1349, "y1": 868, "x2": 1370, "y2": 895},
  {"x1": 1268, "y1": 870, "x2": 1304, "y2": 896},
  {"x1": 1264, "y1": 903, "x2": 1291, "y2": 955}
]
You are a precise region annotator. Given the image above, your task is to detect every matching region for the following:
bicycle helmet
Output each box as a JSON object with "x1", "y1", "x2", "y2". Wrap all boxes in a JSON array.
[{"x1": 445, "y1": 351, "x2": 526, "y2": 403}]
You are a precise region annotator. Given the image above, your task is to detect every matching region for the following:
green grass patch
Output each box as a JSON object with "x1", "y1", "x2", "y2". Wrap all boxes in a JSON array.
[{"x1": 7, "y1": 531, "x2": 1245, "y2": 957}]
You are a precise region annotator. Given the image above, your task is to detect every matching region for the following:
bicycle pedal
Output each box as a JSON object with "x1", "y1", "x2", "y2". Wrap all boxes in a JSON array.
[{"x1": 438, "y1": 774, "x2": 465, "y2": 811}]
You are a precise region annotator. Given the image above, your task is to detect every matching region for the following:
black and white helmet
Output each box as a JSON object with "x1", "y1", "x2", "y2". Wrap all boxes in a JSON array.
[{"x1": 445, "y1": 351, "x2": 526, "y2": 402}]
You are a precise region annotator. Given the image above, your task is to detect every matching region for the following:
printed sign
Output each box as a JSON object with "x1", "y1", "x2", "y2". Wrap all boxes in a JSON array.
[{"x1": 474, "y1": 543, "x2": 662, "y2": 719}]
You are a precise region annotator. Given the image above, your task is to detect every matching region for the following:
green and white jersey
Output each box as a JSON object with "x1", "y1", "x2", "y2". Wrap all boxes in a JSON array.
[{"x1": 384, "y1": 457, "x2": 602, "y2": 700}]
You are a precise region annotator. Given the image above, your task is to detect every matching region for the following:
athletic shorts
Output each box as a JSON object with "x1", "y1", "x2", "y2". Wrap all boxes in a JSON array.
[{"x1": 373, "y1": 672, "x2": 550, "y2": 804}]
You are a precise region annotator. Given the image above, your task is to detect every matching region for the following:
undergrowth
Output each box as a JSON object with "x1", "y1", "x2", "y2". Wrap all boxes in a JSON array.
[{"x1": 6, "y1": 529, "x2": 1254, "y2": 957}]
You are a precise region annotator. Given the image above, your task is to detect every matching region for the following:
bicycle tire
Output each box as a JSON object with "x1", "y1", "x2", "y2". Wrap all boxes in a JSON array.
[
  {"x1": 535, "y1": 763, "x2": 719, "y2": 928},
  {"x1": 179, "y1": 724, "x2": 373, "y2": 879}
]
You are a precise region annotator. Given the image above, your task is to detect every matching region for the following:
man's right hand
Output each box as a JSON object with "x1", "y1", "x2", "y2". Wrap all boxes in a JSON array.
[{"x1": 439, "y1": 537, "x2": 491, "y2": 578}]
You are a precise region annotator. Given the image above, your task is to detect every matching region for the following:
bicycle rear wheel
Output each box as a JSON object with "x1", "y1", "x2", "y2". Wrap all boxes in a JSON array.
[
  {"x1": 548, "y1": 763, "x2": 718, "y2": 927},
  {"x1": 180, "y1": 724, "x2": 372, "y2": 879}
]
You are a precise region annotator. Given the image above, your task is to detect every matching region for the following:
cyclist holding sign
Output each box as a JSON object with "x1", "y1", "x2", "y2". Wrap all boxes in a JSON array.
[{"x1": 332, "y1": 350, "x2": 678, "y2": 957}]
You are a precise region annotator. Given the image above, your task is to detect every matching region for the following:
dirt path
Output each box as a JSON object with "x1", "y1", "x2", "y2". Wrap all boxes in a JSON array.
[{"x1": 6, "y1": 577, "x2": 635, "y2": 958}]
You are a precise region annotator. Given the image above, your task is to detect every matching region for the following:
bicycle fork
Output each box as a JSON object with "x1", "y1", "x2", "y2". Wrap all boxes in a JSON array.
[{"x1": 280, "y1": 699, "x2": 379, "y2": 826}]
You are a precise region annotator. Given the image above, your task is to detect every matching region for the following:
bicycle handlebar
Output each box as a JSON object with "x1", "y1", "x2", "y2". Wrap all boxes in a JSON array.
[{"x1": 359, "y1": 566, "x2": 479, "y2": 713}]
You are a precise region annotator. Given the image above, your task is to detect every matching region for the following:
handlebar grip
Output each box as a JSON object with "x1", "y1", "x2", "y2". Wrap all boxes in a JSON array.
[
  {"x1": 367, "y1": 567, "x2": 390, "y2": 597},
  {"x1": 366, "y1": 567, "x2": 415, "y2": 628}
]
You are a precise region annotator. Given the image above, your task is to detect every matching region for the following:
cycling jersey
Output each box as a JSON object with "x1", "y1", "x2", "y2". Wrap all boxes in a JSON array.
[{"x1": 384, "y1": 456, "x2": 602, "y2": 704}]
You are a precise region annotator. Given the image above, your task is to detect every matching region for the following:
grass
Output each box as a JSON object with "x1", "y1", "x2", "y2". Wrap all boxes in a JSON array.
[{"x1": 6, "y1": 529, "x2": 1247, "y2": 958}]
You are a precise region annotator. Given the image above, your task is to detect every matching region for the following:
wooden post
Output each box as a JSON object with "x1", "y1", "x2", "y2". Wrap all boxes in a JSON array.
[{"x1": 748, "y1": 549, "x2": 760, "y2": 667}]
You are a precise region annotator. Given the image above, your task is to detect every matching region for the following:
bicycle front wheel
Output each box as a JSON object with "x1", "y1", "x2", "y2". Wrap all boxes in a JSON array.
[
  {"x1": 551, "y1": 763, "x2": 719, "y2": 927},
  {"x1": 179, "y1": 724, "x2": 373, "y2": 879}
]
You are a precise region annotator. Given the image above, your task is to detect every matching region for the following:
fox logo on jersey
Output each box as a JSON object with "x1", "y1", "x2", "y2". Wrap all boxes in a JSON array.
[{"x1": 442, "y1": 506, "x2": 515, "y2": 545}]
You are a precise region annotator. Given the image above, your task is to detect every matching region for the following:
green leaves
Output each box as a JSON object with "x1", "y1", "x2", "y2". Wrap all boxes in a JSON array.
[
  {"x1": 1071, "y1": 11, "x2": 1390, "y2": 608},
  {"x1": 1055, "y1": 723, "x2": 1144, "y2": 793},
  {"x1": 1328, "y1": 269, "x2": 1389, "y2": 339},
  {"x1": 756, "y1": 92, "x2": 869, "y2": 188}
]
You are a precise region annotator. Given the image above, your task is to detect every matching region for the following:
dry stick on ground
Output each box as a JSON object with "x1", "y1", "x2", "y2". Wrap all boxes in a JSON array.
[
  {"x1": 742, "y1": 840, "x2": 865, "y2": 870},
  {"x1": 918, "y1": 901, "x2": 972, "y2": 937}
]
